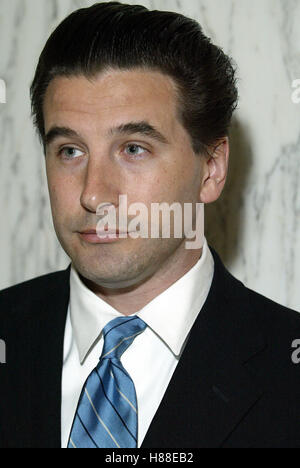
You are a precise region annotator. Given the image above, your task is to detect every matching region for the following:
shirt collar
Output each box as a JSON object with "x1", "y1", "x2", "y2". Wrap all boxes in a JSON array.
[{"x1": 69, "y1": 237, "x2": 214, "y2": 363}]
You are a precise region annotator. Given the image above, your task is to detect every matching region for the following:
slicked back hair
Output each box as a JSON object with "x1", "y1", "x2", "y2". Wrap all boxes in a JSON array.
[{"x1": 30, "y1": 1, "x2": 239, "y2": 157}]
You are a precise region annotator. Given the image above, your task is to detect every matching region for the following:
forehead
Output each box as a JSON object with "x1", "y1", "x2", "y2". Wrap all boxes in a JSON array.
[{"x1": 43, "y1": 68, "x2": 180, "y2": 134}]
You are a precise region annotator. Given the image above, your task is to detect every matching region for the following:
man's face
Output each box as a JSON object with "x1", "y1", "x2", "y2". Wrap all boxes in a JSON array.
[{"x1": 43, "y1": 68, "x2": 205, "y2": 288}]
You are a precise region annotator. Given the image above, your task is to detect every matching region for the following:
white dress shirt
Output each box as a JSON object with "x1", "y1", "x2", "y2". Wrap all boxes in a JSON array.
[{"x1": 61, "y1": 237, "x2": 214, "y2": 448}]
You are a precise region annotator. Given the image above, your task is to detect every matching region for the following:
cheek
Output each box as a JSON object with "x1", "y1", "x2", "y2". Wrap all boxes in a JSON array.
[
  {"x1": 176, "y1": 154, "x2": 202, "y2": 196},
  {"x1": 149, "y1": 162, "x2": 195, "y2": 202},
  {"x1": 48, "y1": 173, "x2": 78, "y2": 215},
  {"x1": 131, "y1": 167, "x2": 181, "y2": 204}
]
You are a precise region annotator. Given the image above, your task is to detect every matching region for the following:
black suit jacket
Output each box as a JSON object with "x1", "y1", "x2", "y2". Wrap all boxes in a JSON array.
[{"x1": 1, "y1": 246, "x2": 300, "y2": 448}]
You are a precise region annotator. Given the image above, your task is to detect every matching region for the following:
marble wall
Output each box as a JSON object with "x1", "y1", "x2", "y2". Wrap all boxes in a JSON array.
[{"x1": 0, "y1": 0, "x2": 299, "y2": 311}]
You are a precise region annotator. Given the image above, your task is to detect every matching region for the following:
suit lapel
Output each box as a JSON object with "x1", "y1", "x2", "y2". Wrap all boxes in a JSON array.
[
  {"x1": 28, "y1": 264, "x2": 71, "y2": 448},
  {"x1": 142, "y1": 247, "x2": 266, "y2": 448}
]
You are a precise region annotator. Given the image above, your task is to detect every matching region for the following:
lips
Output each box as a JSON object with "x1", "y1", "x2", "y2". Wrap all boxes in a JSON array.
[
  {"x1": 78, "y1": 227, "x2": 131, "y2": 245},
  {"x1": 80, "y1": 228, "x2": 128, "y2": 235}
]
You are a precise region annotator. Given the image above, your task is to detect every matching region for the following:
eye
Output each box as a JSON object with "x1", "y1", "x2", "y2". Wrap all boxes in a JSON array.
[
  {"x1": 123, "y1": 143, "x2": 148, "y2": 159},
  {"x1": 58, "y1": 146, "x2": 84, "y2": 160}
]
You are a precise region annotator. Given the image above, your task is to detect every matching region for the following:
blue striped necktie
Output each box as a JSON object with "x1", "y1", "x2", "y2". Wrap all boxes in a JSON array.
[{"x1": 68, "y1": 315, "x2": 147, "y2": 448}]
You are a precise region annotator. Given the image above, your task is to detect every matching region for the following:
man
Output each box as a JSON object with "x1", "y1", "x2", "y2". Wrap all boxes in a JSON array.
[{"x1": 1, "y1": 1, "x2": 300, "y2": 449}]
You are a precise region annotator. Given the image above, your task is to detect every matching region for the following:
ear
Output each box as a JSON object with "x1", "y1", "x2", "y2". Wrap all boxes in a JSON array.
[{"x1": 199, "y1": 137, "x2": 229, "y2": 204}]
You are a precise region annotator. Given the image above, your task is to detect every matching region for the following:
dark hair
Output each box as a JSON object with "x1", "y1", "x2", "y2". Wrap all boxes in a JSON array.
[{"x1": 30, "y1": 1, "x2": 238, "y2": 157}]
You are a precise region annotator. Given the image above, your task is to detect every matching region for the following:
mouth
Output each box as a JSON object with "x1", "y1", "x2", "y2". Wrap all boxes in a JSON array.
[{"x1": 78, "y1": 228, "x2": 130, "y2": 244}]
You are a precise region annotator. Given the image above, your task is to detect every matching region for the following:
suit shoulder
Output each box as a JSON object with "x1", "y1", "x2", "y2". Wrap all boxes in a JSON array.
[
  {"x1": 0, "y1": 267, "x2": 68, "y2": 298},
  {"x1": 0, "y1": 266, "x2": 70, "y2": 321},
  {"x1": 243, "y1": 284, "x2": 300, "y2": 340},
  {"x1": 210, "y1": 245, "x2": 300, "y2": 328}
]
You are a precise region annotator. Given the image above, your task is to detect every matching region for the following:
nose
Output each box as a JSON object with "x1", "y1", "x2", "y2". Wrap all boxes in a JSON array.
[{"x1": 80, "y1": 156, "x2": 120, "y2": 213}]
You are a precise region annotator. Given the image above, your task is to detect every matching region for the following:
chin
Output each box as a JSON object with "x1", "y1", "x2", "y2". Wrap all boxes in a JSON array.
[{"x1": 74, "y1": 253, "x2": 155, "y2": 290}]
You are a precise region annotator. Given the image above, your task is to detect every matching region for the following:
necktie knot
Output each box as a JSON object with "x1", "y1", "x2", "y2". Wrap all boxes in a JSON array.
[
  {"x1": 100, "y1": 316, "x2": 147, "y2": 361},
  {"x1": 69, "y1": 314, "x2": 147, "y2": 448}
]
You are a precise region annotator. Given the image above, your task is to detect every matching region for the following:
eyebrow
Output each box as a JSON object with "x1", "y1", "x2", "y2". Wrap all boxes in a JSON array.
[{"x1": 44, "y1": 120, "x2": 170, "y2": 148}]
